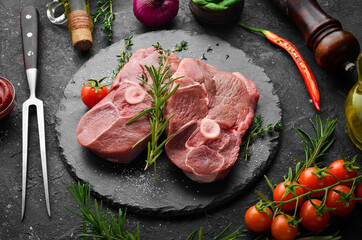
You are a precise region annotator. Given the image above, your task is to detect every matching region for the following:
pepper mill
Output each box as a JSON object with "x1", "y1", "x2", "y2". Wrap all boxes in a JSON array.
[{"x1": 272, "y1": 0, "x2": 360, "y2": 72}]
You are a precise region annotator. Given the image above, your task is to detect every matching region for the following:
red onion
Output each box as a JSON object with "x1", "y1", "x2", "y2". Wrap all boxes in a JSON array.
[{"x1": 133, "y1": 0, "x2": 179, "y2": 27}]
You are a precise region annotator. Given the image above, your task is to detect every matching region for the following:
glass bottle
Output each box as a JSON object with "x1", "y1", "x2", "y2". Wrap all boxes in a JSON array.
[
  {"x1": 345, "y1": 53, "x2": 362, "y2": 150},
  {"x1": 47, "y1": 0, "x2": 93, "y2": 51}
]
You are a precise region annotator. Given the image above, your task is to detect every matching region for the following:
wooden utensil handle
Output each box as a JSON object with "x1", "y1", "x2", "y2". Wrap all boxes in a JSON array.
[
  {"x1": 272, "y1": 0, "x2": 360, "y2": 72},
  {"x1": 20, "y1": 6, "x2": 39, "y2": 70}
]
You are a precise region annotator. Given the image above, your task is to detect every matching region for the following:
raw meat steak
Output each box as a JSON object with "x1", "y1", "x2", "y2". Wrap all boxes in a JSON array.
[
  {"x1": 164, "y1": 59, "x2": 259, "y2": 183},
  {"x1": 76, "y1": 47, "x2": 181, "y2": 163}
]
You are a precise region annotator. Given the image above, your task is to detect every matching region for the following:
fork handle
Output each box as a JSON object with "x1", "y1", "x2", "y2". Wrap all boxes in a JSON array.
[{"x1": 21, "y1": 6, "x2": 39, "y2": 70}]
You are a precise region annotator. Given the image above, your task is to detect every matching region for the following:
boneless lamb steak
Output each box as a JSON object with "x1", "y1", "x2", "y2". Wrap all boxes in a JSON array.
[
  {"x1": 76, "y1": 48, "x2": 259, "y2": 183},
  {"x1": 164, "y1": 59, "x2": 259, "y2": 183},
  {"x1": 76, "y1": 47, "x2": 181, "y2": 162}
]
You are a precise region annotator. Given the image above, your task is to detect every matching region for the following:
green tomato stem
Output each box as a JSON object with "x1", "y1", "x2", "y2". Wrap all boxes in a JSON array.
[{"x1": 274, "y1": 175, "x2": 362, "y2": 208}]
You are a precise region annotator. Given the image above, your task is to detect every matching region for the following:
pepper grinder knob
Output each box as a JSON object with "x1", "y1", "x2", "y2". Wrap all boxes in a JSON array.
[{"x1": 272, "y1": 0, "x2": 360, "y2": 72}]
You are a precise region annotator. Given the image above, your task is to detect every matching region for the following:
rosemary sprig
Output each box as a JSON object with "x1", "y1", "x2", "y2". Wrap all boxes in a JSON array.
[
  {"x1": 186, "y1": 223, "x2": 245, "y2": 240},
  {"x1": 114, "y1": 36, "x2": 134, "y2": 77},
  {"x1": 64, "y1": 182, "x2": 141, "y2": 240},
  {"x1": 141, "y1": 65, "x2": 180, "y2": 175},
  {"x1": 126, "y1": 42, "x2": 188, "y2": 178},
  {"x1": 66, "y1": 182, "x2": 245, "y2": 240},
  {"x1": 126, "y1": 45, "x2": 182, "y2": 178},
  {"x1": 241, "y1": 115, "x2": 282, "y2": 161},
  {"x1": 290, "y1": 115, "x2": 338, "y2": 182},
  {"x1": 92, "y1": 0, "x2": 115, "y2": 44}
]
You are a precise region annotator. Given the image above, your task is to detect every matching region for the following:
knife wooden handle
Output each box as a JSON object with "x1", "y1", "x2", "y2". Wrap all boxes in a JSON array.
[
  {"x1": 21, "y1": 6, "x2": 39, "y2": 70},
  {"x1": 271, "y1": 0, "x2": 360, "y2": 72}
]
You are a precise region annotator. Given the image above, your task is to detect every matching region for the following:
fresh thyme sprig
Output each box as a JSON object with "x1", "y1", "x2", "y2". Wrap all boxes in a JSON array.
[
  {"x1": 241, "y1": 115, "x2": 282, "y2": 161},
  {"x1": 64, "y1": 182, "x2": 141, "y2": 240},
  {"x1": 66, "y1": 181, "x2": 245, "y2": 240},
  {"x1": 92, "y1": 0, "x2": 115, "y2": 44},
  {"x1": 173, "y1": 40, "x2": 188, "y2": 52},
  {"x1": 114, "y1": 36, "x2": 134, "y2": 77}
]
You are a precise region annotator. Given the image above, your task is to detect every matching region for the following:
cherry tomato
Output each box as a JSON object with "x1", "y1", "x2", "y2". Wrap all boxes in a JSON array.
[
  {"x1": 245, "y1": 205, "x2": 272, "y2": 232},
  {"x1": 81, "y1": 78, "x2": 109, "y2": 108},
  {"x1": 326, "y1": 185, "x2": 356, "y2": 216},
  {"x1": 357, "y1": 183, "x2": 362, "y2": 205},
  {"x1": 273, "y1": 181, "x2": 304, "y2": 211},
  {"x1": 326, "y1": 160, "x2": 357, "y2": 187},
  {"x1": 299, "y1": 199, "x2": 330, "y2": 232},
  {"x1": 299, "y1": 167, "x2": 330, "y2": 198},
  {"x1": 271, "y1": 214, "x2": 298, "y2": 240}
]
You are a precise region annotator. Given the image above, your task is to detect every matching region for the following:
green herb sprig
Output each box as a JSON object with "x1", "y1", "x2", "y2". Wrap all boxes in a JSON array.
[
  {"x1": 65, "y1": 182, "x2": 141, "y2": 239},
  {"x1": 241, "y1": 115, "x2": 282, "y2": 161},
  {"x1": 126, "y1": 43, "x2": 186, "y2": 178},
  {"x1": 290, "y1": 115, "x2": 338, "y2": 182},
  {"x1": 134, "y1": 65, "x2": 181, "y2": 176},
  {"x1": 186, "y1": 223, "x2": 245, "y2": 240},
  {"x1": 92, "y1": 0, "x2": 115, "y2": 44},
  {"x1": 125, "y1": 41, "x2": 188, "y2": 178},
  {"x1": 173, "y1": 40, "x2": 188, "y2": 52},
  {"x1": 114, "y1": 36, "x2": 134, "y2": 77},
  {"x1": 66, "y1": 181, "x2": 245, "y2": 240}
]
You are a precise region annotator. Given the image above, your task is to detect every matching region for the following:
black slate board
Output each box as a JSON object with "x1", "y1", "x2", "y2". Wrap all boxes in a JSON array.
[{"x1": 55, "y1": 30, "x2": 282, "y2": 216}]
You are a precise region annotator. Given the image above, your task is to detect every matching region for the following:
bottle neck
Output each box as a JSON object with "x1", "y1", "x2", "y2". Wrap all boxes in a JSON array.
[{"x1": 357, "y1": 53, "x2": 362, "y2": 91}]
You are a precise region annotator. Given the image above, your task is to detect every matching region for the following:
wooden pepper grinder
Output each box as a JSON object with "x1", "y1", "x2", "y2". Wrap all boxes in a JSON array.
[{"x1": 272, "y1": 0, "x2": 360, "y2": 72}]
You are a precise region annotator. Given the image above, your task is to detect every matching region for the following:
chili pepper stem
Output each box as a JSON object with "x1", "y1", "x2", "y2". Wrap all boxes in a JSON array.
[{"x1": 238, "y1": 23, "x2": 268, "y2": 35}]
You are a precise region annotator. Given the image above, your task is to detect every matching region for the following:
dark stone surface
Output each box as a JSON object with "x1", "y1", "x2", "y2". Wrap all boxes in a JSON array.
[
  {"x1": 0, "y1": 0, "x2": 361, "y2": 239},
  {"x1": 55, "y1": 30, "x2": 281, "y2": 215}
]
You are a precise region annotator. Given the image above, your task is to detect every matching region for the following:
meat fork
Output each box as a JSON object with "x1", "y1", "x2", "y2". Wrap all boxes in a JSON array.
[{"x1": 20, "y1": 6, "x2": 50, "y2": 220}]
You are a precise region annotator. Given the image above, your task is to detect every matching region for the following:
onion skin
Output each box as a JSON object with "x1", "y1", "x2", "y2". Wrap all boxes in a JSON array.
[{"x1": 133, "y1": 0, "x2": 179, "y2": 27}]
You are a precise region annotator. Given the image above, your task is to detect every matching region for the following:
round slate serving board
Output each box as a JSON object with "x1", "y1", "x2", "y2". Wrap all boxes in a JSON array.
[{"x1": 55, "y1": 30, "x2": 281, "y2": 216}]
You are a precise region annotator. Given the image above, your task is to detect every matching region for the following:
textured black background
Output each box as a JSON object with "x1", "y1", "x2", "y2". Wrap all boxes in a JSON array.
[{"x1": 1, "y1": 0, "x2": 361, "y2": 239}]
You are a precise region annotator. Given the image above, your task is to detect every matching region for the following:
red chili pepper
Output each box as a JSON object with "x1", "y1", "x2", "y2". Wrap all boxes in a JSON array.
[{"x1": 239, "y1": 23, "x2": 320, "y2": 111}]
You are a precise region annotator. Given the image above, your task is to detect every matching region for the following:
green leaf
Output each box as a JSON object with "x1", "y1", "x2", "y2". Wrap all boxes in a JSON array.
[{"x1": 186, "y1": 229, "x2": 198, "y2": 240}]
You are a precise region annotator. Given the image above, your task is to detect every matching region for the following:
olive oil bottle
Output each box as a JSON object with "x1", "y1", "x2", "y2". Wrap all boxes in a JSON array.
[
  {"x1": 47, "y1": 0, "x2": 93, "y2": 51},
  {"x1": 345, "y1": 53, "x2": 362, "y2": 150},
  {"x1": 62, "y1": 0, "x2": 93, "y2": 51}
]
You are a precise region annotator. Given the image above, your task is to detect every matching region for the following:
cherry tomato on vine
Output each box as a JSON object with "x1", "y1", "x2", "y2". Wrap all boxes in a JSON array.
[
  {"x1": 299, "y1": 199, "x2": 330, "y2": 232},
  {"x1": 81, "y1": 77, "x2": 110, "y2": 108},
  {"x1": 326, "y1": 160, "x2": 358, "y2": 187},
  {"x1": 271, "y1": 214, "x2": 298, "y2": 240},
  {"x1": 245, "y1": 205, "x2": 272, "y2": 232},
  {"x1": 326, "y1": 185, "x2": 356, "y2": 216},
  {"x1": 299, "y1": 167, "x2": 330, "y2": 198},
  {"x1": 357, "y1": 183, "x2": 362, "y2": 205},
  {"x1": 273, "y1": 181, "x2": 304, "y2": 211}
]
